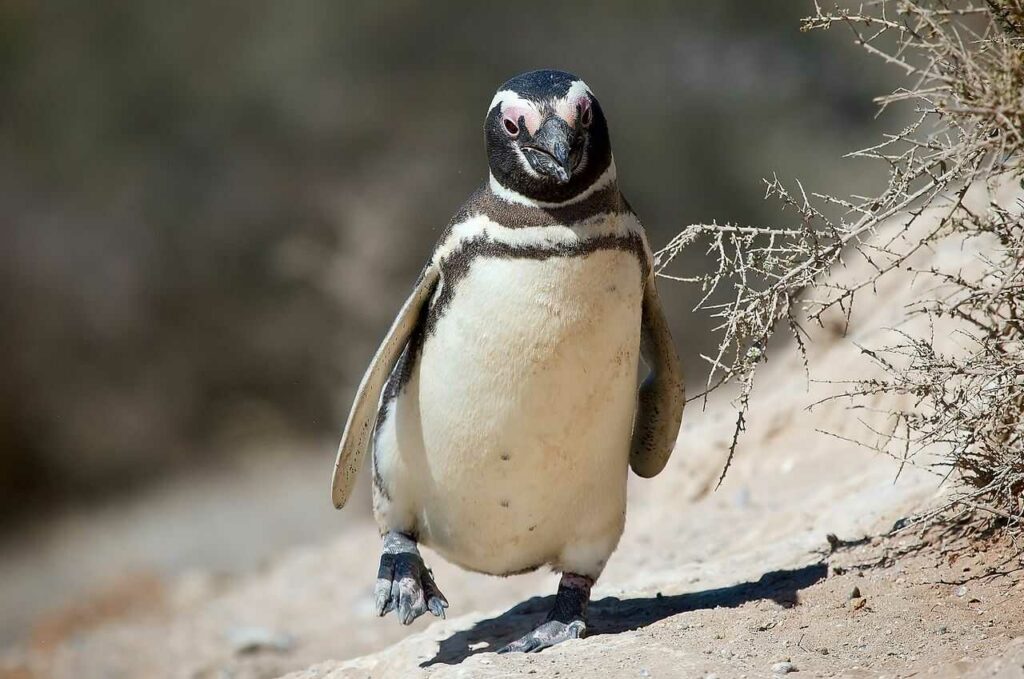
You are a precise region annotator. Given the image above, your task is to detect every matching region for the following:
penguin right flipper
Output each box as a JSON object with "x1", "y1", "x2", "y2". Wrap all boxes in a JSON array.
[
  {"x1": 629, "y1": 272, "x2": 685, "y2": 478},
  {"x1": 331, "y1": 264, "x2": 440, "y2": 509}
]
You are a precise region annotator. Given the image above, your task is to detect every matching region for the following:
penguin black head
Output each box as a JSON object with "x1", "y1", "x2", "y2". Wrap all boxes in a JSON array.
[{"x1": 485, "y1": 70, "x2": 613, "y2": 204}]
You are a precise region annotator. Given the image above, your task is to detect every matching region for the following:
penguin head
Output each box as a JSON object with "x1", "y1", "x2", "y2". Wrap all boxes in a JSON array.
[{"x1": 485, "y1": 70, "x2": 613, "y2": 204}]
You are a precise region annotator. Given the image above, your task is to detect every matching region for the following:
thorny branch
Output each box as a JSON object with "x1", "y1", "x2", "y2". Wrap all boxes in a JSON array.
[{"x1": 657, "y1": 0, "x2": 1024, "y2": 525}]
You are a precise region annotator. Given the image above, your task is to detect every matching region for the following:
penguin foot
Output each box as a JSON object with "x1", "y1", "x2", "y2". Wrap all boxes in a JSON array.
[
  {"x1": 497, "y1": 572, "x2": 593, "y2": 654},
  {"x1": 374, "y1": 531, "x2": 448, "y2": 625},
  {"x1": 497, "y1": 619, "x2": 586, "y2": 653}
]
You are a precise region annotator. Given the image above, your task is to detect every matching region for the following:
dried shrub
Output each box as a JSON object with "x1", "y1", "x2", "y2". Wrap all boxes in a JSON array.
[{"x1": 657, "y1": 0, "x2": 1024, "y2": 529}]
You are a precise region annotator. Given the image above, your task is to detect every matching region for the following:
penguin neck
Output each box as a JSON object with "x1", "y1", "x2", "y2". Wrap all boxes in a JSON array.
[{"x1": 488, "y1": 158, "x2": 618, "y2": 210}]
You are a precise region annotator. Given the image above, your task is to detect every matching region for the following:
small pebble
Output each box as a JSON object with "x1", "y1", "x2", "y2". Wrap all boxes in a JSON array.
[
  {"x1": 772, "y1": 661, "x2": 796, "y2": 674},
  {"x1": 849, "y1": 586, "x2": 861, "y2": 599},
  {"x1": 955, "y1": 585, "x2": 967, "y2": 597}
]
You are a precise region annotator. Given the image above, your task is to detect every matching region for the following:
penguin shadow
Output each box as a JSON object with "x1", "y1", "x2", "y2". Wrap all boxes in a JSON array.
[{"x1": 421, "y1": 561, "x2": 827, "y2": 667}]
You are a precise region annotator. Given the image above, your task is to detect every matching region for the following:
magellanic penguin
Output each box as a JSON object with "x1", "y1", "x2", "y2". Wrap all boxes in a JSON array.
[{"x1": 332, "y1": 69, "x2": 684, "y2": 653}]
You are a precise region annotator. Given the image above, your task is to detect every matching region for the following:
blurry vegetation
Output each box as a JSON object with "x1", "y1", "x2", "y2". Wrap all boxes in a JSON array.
[
  {"x1": 0, "y1": 1, "x2": 897, "y2": 526},
  {"x1": 658, "y1": 1, "x2": 1023, "y2": 532}
]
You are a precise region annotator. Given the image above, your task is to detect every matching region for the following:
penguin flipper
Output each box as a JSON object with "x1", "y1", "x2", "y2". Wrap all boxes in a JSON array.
[
  {"x1": 629, "y1": 272, "x2": 685, "y2": 477},
  {"x1": 332, "y1": 264, "x2": 440, "y2": 508}
]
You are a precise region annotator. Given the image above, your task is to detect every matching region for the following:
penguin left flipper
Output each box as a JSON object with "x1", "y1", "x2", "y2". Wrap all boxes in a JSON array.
[
  {"x1": 331, "y1": 264, "x2": 440, "y2": 508},
  {"x1": 629, "y1": 272, "x2": 685, "y2": 478}
]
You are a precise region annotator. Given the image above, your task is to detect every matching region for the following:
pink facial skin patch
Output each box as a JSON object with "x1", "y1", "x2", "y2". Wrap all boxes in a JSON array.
[
  {"x1": 489, "y1": 89, "x2": 543, "y2": 136},
  {"x1": 554, "y1": 80, "x2": 593, "y2": 128},
  {"x1": 501, "y1": 101, "x2": 541, "y2": 136}
]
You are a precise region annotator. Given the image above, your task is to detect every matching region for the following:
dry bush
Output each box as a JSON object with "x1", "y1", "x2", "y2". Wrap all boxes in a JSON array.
[{"x1": 657, "y1": 0, "x2": 1024, "y2": 530}]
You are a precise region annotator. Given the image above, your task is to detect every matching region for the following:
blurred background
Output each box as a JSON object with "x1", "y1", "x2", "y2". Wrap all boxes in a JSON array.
[{"x1": 0, "y1": 0, "x2": 897, "y2": 646}]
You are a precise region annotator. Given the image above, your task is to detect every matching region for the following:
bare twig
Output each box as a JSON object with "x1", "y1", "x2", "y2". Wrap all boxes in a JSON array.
[{"x1": 657, "y1": 0, "x2": 1024, "y2": 533}]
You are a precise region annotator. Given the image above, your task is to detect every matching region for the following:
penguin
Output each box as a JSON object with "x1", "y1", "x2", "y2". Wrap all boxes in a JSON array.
[{"x1": 331, "y1": 69, "x2": 684, "y2": 653}]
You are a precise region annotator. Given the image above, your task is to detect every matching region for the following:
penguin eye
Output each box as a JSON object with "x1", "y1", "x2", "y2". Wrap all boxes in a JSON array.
[
  {"x1": 503, "y1": 117, "x2": 520, "y2": 136},
  {"x1": 579, "y1": 101, "x2": 593, "y2": 128}
]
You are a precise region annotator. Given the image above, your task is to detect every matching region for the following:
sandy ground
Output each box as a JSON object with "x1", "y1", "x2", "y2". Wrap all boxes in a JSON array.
[
  {"x1": 0, "y1": 450, "x2": 347, "y2": 646},
  {"x1": 2, "y1": 188, "x2": 1023, "y2": 679}
]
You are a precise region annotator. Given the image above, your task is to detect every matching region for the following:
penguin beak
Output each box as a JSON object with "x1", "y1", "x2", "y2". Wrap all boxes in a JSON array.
[{"x1": 523, "y1": 117, "x2": 574, "y2": 184}]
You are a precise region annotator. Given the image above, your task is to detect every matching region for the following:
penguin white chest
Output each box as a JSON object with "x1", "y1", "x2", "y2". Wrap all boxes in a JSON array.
[{"x1": 409, "y1": 246, "x2": 644, "y2": 575}]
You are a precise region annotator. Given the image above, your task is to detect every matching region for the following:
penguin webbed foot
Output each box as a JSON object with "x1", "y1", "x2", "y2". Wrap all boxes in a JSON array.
[
  {"x1": 497, "y1": 619, "x2": 586, "y2": 654},
  {"x1": 374, "y1": 531, "x2": 448, "y2": 625},
  {"x1": 497, "y1": 572, "x2": 593, "y2": 654}
]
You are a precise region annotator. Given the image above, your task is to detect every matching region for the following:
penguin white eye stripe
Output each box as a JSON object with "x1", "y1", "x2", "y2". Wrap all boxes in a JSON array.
[
  {"x1": 488, "y1": 89, "x2": 531, "y2": 115},
  {"x1": 564, "y1": 79, "x2": 593, "y2": 102}
]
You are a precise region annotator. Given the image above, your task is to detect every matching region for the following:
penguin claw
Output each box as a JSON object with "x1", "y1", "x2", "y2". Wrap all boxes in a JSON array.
[
  {"x1": 423, "y1": 569, "x2": 449, "y2": 618},
  {"x1": 373, "y1": 541, "x2": 448, "y2": 626},
  {"x1": 427, "y1": 595, "x2": 447, "y2": 618},
  {"x1": 497, "y1": 619, "x2": 586, "y2": 654}
]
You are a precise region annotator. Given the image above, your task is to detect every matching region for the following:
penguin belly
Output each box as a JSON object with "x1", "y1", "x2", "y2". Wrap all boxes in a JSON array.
[{"x1": 400, "y1": 248, "x2": 643, "y2": 577}]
